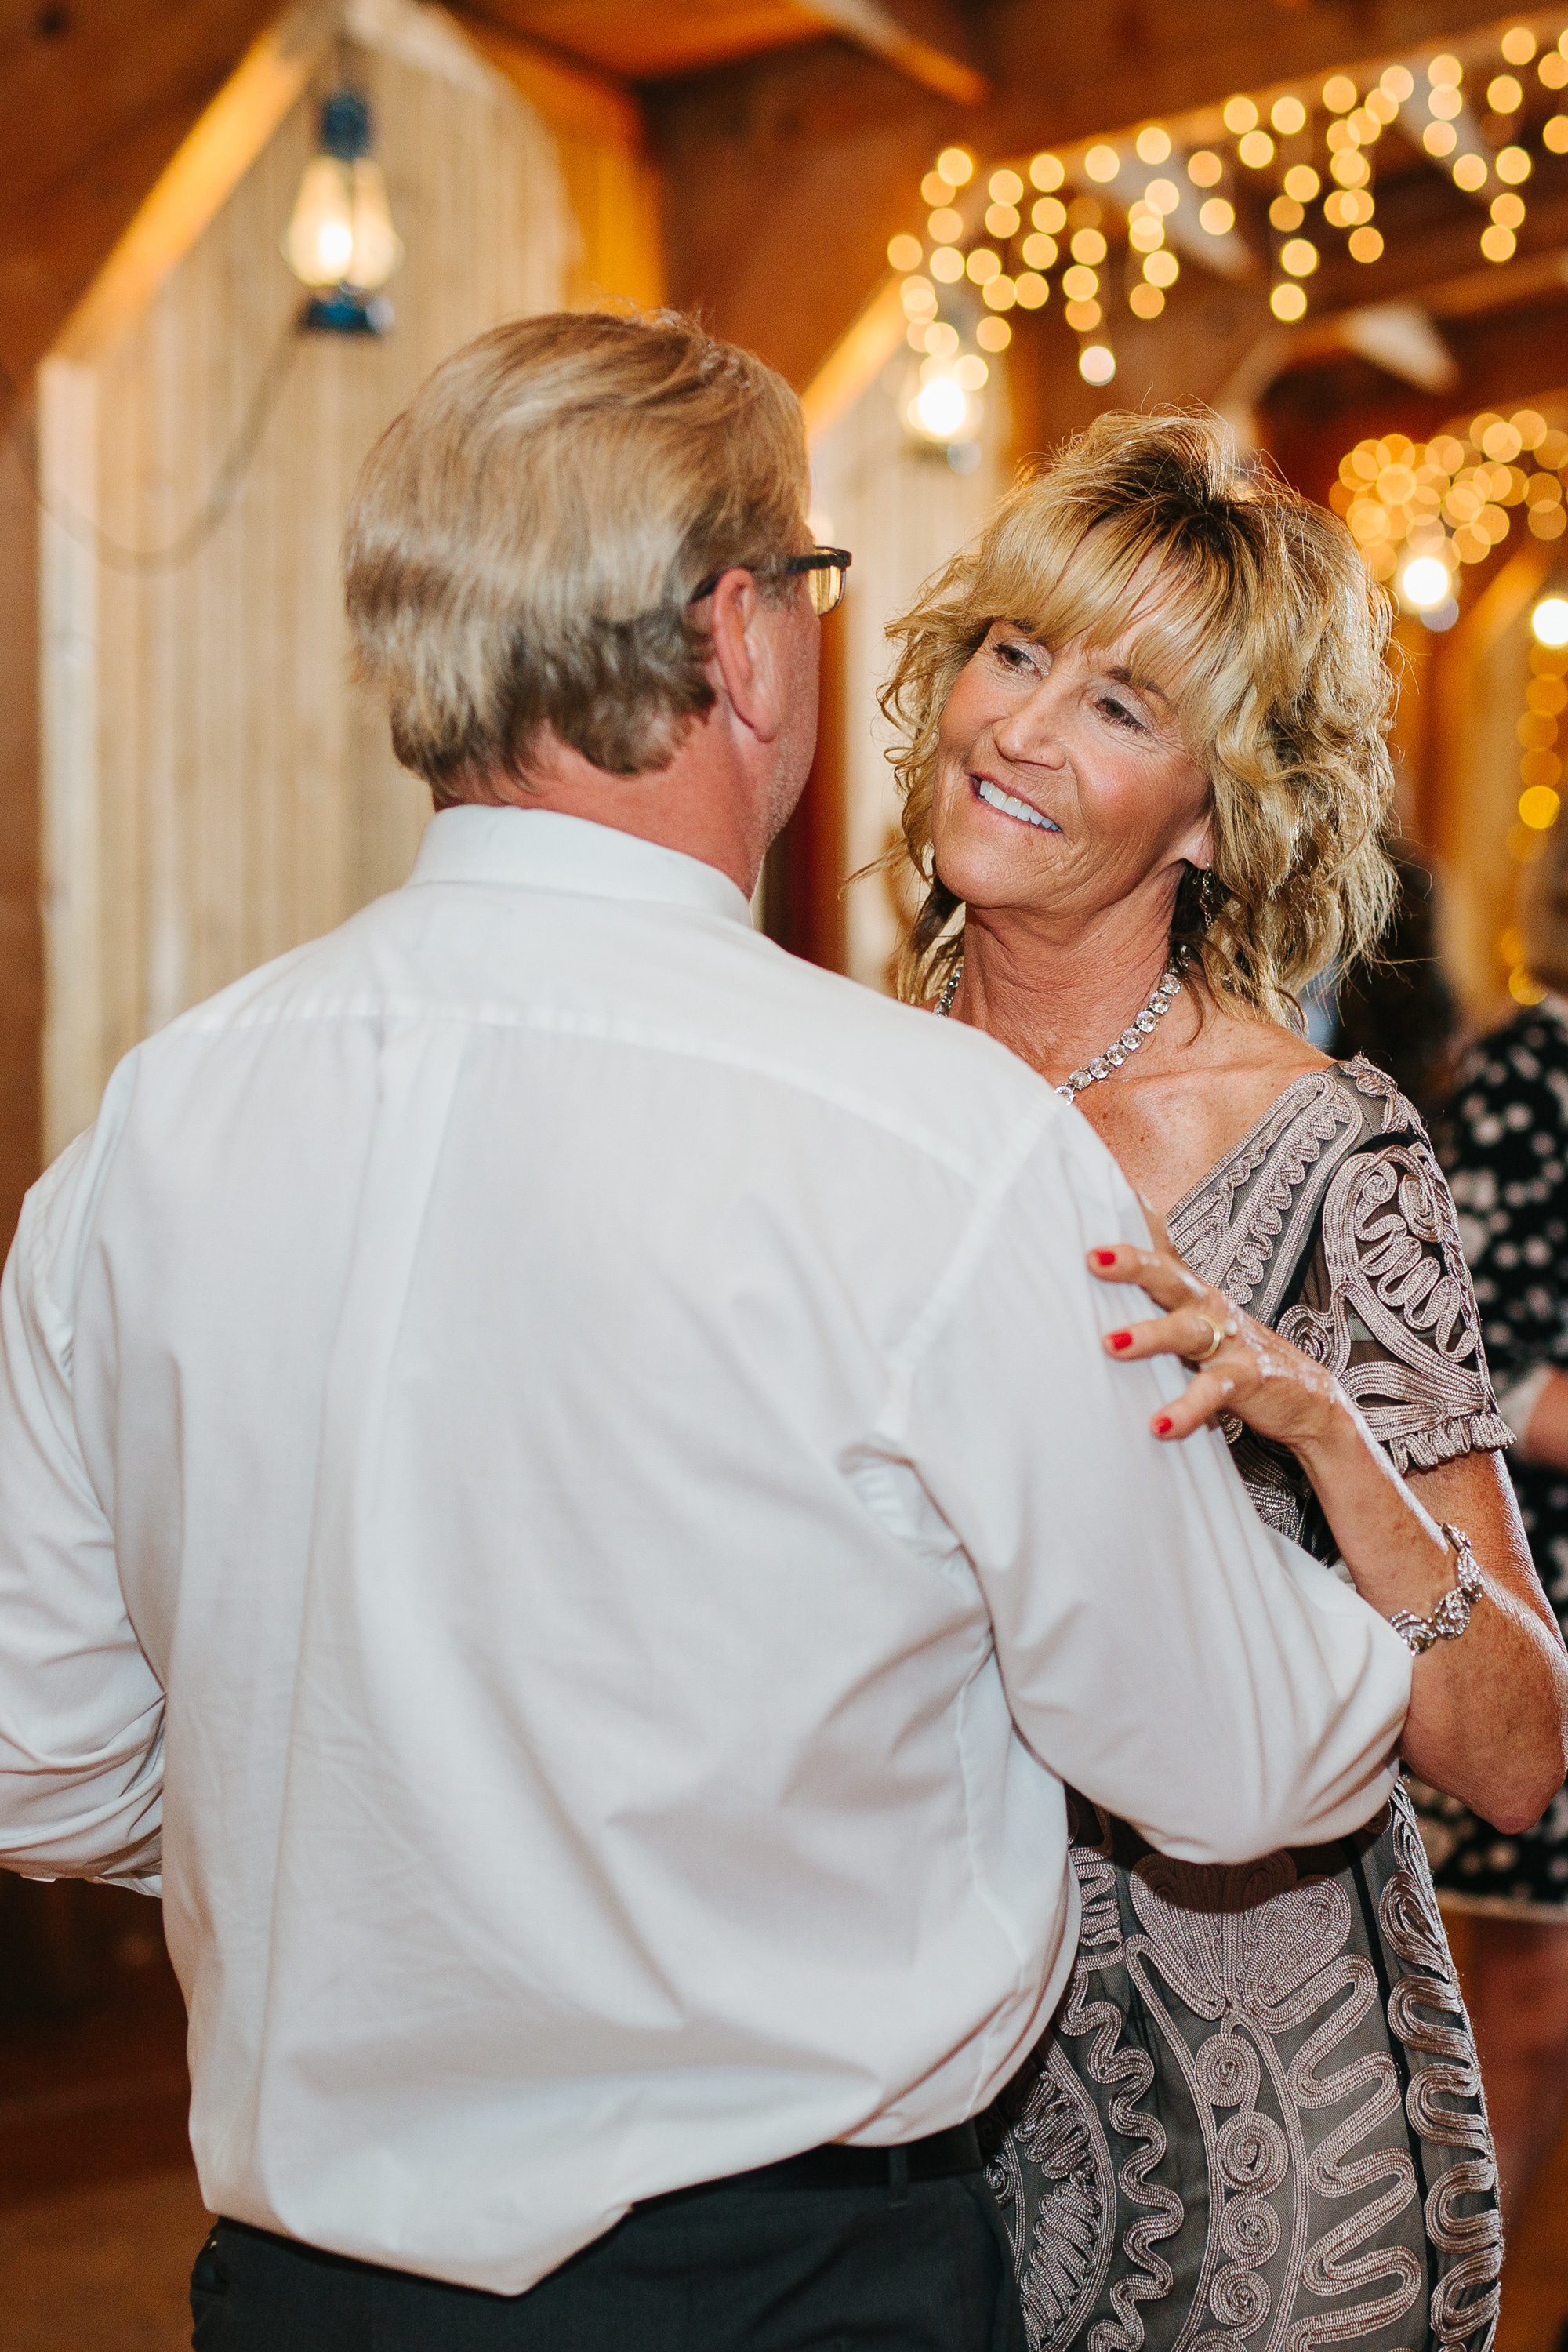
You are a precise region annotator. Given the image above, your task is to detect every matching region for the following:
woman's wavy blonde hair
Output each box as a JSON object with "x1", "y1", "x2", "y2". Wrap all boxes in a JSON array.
[{"x1": 884, "y1": 409, "x2": 1400, "y2": 1019}]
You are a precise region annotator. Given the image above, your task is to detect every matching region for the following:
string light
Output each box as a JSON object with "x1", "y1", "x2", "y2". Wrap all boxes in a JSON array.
[
  {"x1": 880, "y1": 21, "x2": 1568, "y2": 419},
  {"x1": 1399, "y1": 554, "x2": 1453, "y2": 608},
  {"x1": 1335, "y1": 414, "x2": 1568, "y2": 598},
  {"x1": 1504, "y1": 619, "x2": 1568, "y2": 936}
]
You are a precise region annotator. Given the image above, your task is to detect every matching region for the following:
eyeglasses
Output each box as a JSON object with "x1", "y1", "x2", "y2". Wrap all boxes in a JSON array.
[{"x1": 688, "y1": 546, "x2": 853, "y2": 619}]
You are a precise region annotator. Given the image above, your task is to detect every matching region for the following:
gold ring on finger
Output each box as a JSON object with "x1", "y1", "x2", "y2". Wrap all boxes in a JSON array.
[{"x1": 1184, "y1": 1312, "x2": 1229, "y2": 1367}]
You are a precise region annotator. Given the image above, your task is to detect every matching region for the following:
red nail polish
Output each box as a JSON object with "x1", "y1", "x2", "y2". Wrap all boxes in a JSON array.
[
  {"x1": 1154, "y1": 1416, "x2": 1173, "y2": 1436},
  {"x1": 1109, "y1": 1331, "x2": 1133, "y2": 1351},
  {"x1": 1093, "y1": 1250, "x2": 1116, "y2": 1266}
]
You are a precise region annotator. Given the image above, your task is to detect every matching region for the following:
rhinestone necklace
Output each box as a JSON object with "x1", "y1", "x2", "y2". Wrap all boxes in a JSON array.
[{"x1": 934, "y1": 954, "x2": 1186, "y2": 1103}]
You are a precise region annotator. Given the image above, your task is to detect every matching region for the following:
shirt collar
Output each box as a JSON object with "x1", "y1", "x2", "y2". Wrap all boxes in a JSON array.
[{"x1": 407, "y1": 806, "x2": 754, "y2": 928}]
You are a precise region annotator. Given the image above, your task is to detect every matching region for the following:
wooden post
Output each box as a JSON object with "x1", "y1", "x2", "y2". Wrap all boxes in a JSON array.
[
  {"x1": 762, "y1": 602, "x2": 848, "y2": 971},
  {"x1": 37, "y1": 359, "x2": 103, "y2": 1163},
  {"x1": 0, "y1": 397, "x2": 42, "y2": 1247}
]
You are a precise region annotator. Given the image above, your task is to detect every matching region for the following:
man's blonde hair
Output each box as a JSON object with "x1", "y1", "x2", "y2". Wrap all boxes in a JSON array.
[
  {"x1": 345, "y1": 310, "x2": 809, "y2": 798},
  {"x1": 884, "y1": 410, "x2": 1399, "y2": 1019}
]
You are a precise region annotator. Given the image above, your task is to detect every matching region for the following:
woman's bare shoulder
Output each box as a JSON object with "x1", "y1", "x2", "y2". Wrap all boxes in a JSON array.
[
  {"x1": 1087, "y1": 1006, "x2": 1334, "y2": 1212},
  {"x1": 1187, "y1": 1001, "x2": 1331, "y2": 1081}
]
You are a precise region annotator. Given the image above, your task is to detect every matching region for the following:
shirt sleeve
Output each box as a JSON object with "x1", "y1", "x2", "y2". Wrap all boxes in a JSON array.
[
  {"x1": 1275, "y1": 1129, "x2": 1512, "y2": 1475},
  {"x1": 894, "y1": 1110, "x2": 1411, "y2": 1867},
  {"x1": 0, "y1": 1134, "x2": 164, "y2": 1892}
]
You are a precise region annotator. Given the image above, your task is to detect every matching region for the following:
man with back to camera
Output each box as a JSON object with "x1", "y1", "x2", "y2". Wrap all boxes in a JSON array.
[{"x1": 0, "y1": 311, "x2": 1412, "y2": 2350}]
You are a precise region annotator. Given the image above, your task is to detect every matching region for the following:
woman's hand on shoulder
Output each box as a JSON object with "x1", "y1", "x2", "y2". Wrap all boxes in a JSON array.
[{"x1": 1088, "y1": 1210, "x2": 1353, "y2": 1465}]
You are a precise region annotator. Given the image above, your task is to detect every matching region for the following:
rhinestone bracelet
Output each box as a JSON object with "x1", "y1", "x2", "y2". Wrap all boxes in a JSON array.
[{"x1": 1388, "y1": 1522, "x2": 1483, "y2": 1656}]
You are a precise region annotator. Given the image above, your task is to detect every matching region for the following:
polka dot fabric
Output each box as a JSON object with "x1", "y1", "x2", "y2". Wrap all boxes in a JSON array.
[{"x1": 1417, "y1": 995, "x2": 1568, "y2": 1915}]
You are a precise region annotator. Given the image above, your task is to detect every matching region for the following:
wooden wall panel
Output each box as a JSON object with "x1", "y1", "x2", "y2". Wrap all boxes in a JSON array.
[
  {"x1": 808, "y1": 351, "x2": 1011, "y2": 992},
  {"x1": 40, "y1": 27, "x2": 572, "y2": 1153},
  {"x1": 0, "y1": 411, "x2": 41, "y2": 1250}
]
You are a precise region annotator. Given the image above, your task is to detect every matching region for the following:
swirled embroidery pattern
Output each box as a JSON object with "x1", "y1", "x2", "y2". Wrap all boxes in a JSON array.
[
  {"x1": 995, "y1": 1062, "x2": 1502, "y2": 2352},
  {"x1": 995, "y1": 1814, "x2": 1494, "y2": 2352}
]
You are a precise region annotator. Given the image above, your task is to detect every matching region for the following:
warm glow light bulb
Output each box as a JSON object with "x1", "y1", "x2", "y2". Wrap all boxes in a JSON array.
[
  {"x1": 284, "y1": 155, "x2": 358, "y2": 288},
  {"x1": 283, "y1": 88, "x2": 403, "y2": 320},
  {"x1": 347, "y1": 158, "x2": 402, "y2": 290},
  {"x1": 1533, "y1": 596, "x2": 1568, "y2": 647},
  {"x1": 910, "y1": 373, "x2": 970, "y2": 443},
  {"x1": 1399, "y1": 555, "x2": 1452, "y2": 609}
]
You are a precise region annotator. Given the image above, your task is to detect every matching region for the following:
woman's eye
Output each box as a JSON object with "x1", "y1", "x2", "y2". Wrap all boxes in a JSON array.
[
  {"x1": 1098, "y1": 695, "x2": 1145, "y2": 731},
  {"x1": 993, "y1": 639, "x2": 1035, "y2": 673}
]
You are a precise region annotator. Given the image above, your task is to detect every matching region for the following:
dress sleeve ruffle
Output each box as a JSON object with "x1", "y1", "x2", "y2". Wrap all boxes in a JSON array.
[
  {"x1": 1384, "y1": 1409, "x2": 1512, "y2": 1474},
  {"x1": 1276, "y1": 1124, "x2": 1508, "y2": 1475}
]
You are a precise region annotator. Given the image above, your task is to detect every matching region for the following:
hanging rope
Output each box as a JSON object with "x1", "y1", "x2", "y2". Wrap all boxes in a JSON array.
[{"x1": 0, "y1": 318, "x2": 304, "y2": 575}]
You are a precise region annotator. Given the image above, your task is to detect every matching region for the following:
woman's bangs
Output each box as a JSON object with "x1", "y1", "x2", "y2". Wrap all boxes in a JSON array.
[{"x1": 993, "y1": 509, "x2": 1243, "y2": 750}]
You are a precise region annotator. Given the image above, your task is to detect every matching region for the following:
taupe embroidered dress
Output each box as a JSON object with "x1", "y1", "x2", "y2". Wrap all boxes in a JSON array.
[{"x1": 986, "y1": 1058, "x2": 1508, "y2": 2352}]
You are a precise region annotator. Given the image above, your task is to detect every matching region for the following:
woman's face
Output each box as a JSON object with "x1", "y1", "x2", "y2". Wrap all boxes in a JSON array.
[{"x1": 929, "y1": 621, "x2": 1214, "y2": 927}]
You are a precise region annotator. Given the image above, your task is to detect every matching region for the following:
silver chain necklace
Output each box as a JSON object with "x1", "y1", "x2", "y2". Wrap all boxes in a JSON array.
[{"x1": 934, "y1": 953, "x2": 1186, "y2": 1103}]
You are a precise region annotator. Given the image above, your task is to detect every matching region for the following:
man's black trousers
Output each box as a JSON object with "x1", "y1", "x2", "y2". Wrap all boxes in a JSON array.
[{"x1": 188, "y1": 2165, "x2": 1025, "y2": 2352}]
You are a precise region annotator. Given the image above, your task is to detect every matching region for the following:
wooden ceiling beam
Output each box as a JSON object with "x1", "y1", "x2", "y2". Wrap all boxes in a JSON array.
[
  {"x1": 1305, "y1": 156, "x2": 1568, "y2": 317},
  {"x1": 1261, "y1": 287, "x2": 1568, "y2": 439},
  {"x1": 790, "y1": 0, "x2": 985, "y2": 105},
  {"x1": 0, "y1": 0, "x2": 286, "y2": 387},
  {"x1": 652, "y1": 0, "x2": 1568, "y2": 389},
  {"x1": 974, "y1": 0, "x2": 1539, "y2": 158},
  {"x1": 53, "y1": 1, "x2": 337, "y2": 368}
]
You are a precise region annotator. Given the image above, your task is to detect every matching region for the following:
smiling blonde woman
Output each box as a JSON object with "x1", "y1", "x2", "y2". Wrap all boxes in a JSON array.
[{"x1": 884, "y1": 412, "x2": 1568, "y2": 2352}]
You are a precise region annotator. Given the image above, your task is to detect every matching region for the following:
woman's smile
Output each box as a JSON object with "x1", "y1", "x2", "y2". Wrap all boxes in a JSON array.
[{"x1": 971, "y1": 773, "x2": 1061, "y2": 833}]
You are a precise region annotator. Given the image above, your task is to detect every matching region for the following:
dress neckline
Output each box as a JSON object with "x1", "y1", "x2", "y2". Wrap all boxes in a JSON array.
[{"x1": 1163, "y1": 1058, "x2": 1360, "y2": 1226}]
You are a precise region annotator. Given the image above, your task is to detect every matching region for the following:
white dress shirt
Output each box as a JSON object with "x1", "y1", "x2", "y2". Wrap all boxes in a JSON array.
[{"x1": 0, "y1": 807, "x2": 1410, "y2": 2293}]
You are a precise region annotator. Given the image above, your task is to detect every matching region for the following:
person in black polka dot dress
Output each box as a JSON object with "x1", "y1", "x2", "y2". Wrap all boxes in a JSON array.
[{"x1": 1416, "y1": 835, "x2": 1568, "y2": 2224}]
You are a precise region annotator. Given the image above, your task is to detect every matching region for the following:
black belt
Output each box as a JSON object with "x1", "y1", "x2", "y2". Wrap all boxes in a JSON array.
[{"x1": 636, "y1": 2119, "x2": 985, "y2": 2207}]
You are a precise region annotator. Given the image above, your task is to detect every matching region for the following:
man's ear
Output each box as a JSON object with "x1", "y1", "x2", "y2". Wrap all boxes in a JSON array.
[{"x1": 705, "y1": 570, "x2": 787, "y2": 746}]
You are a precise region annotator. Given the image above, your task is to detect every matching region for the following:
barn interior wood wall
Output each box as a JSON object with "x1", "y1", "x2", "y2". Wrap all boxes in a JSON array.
[
  {"x1": 36, "y1": 22, "x2": 576, "y2": 1157},
  {"x1": 809, "y1": 355, "x2": 1011, "y2": 992}
]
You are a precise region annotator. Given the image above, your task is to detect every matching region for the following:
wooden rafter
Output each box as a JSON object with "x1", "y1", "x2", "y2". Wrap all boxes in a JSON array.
[
  {"x1": 791, "y1": 0, "x2": 985, "y2": 104},
  {"x1": 0, "y1": 0, "x2": 286, "y2": 387},
  {"x1": 652, "y1": 0, "x2": 1568, "y2": 388}
]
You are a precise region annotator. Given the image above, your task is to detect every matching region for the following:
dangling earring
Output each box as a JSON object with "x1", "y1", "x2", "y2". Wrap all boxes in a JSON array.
[{"x1": 1196, "y1": 867, "x2": 1225, "y2": 927}]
